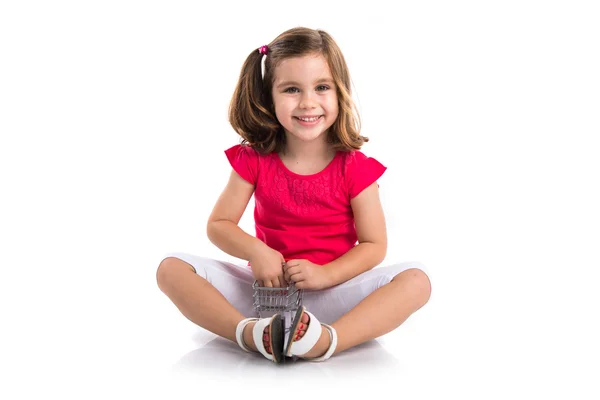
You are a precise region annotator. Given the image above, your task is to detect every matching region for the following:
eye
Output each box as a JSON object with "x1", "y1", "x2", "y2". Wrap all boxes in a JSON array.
[
  {"x1": 316, "y1": 85, "x2": 330, "y2": 91},
  {"x1": 284, "y1": 87, "x2": 300, "y2": 93}
]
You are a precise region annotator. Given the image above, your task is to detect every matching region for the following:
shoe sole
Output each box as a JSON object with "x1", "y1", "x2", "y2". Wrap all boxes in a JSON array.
[
  {"x1": 269, "y1": 314, "x2": 285, "y2": 363},
  {"x1": 284, "y1": 306, "x2": 306, "y2": 357}
]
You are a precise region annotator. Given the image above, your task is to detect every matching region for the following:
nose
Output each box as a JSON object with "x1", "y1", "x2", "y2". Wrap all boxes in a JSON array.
[{"x1": 299, "y1": 91, "x2": 317, "y2": 109}]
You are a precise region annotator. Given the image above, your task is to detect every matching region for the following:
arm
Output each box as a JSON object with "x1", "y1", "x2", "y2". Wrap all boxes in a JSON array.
[
  {"x1": 322, "y1": 182, "x2": 388, "y2": 287},
  {"x1": 207, "y1": 169, "x2": 287, "y2": 287},
  {"x1": 206, "y1": 170, "x2": 266, "y2": 261}
]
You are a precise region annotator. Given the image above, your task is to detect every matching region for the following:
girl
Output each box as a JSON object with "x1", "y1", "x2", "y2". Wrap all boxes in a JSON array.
[{"x1": 157, "y1": 27, "x2": 431, "y2": 363}]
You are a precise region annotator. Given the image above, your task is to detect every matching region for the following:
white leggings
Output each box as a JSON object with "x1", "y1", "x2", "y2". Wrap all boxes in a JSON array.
[{"x1": 161, "y1": 252, "x2": 428, "y2": 325}]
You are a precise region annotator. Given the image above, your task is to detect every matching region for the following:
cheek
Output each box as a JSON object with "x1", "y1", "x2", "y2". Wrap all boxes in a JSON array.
[
  {"x1": 325, "y1": 93, "x2": 339, "y2": 111},
  {"x1": 327, "y1": 98, "x2": 339, "y2": 116},
  {"x1": 275, "y1": 99, "x2": 294, "y2": 116},
  {"x1": 273, "y1": 103, "x2": 291, "y2": 124}
]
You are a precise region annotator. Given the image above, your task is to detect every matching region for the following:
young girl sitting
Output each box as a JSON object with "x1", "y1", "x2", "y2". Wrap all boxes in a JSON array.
[{"x1": 157, "y1": 26, "x2": 431, "y2": 363}]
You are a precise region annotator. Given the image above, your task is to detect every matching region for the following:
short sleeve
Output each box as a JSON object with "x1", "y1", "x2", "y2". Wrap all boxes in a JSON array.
[
  {"x1": 345, "y1": 151, "x2": 387, "y2": 199},
  {"x1": 224, "y1": 144, "x2": 259, "y2": 185}
]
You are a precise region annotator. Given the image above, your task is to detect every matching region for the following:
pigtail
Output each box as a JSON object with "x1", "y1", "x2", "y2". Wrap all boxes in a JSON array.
[{"x1": 228, "y1": 49, "x2": 281, "y2": 154}]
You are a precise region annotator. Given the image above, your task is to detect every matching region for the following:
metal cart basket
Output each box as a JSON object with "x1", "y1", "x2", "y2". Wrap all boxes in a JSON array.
[
  {"x1": 252, "y1": 280, "x2": 304, "y2": 355},
  {"x1": 252, "y1": 280, "x2": 303, "y2": 318}
]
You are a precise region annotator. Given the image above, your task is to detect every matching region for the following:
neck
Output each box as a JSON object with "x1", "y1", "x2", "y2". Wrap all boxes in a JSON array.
[{"x1": 281, "y1": 134, "x2": 333, "y2": 160}]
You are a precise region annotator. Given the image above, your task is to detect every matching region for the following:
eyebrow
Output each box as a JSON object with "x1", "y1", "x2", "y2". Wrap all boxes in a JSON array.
[{"x1": 276, "y1": 78, "x2": 335, "y2": 89}]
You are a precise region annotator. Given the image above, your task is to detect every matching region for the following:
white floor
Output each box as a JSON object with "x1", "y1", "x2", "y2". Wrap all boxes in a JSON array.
[
  {"x1": 150, "y1": 259, "x2": 599, "y2": 399},
  {"x1": 4, "y1": 248, "x2": 597, "y2": 398}
]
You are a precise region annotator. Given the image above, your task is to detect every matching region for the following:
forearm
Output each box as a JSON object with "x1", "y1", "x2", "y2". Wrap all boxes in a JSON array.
[
  {"x1": 322, "y1": 242, "x2": 387, "y2": 287},
  {"x1": 206, "y1": 220, "x2": 265, "y2": 261}
]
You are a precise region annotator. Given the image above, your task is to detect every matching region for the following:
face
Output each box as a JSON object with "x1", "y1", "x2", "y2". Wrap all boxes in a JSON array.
[{"x1": 271, "y1": 53, "x2": 339, "y2": 144}]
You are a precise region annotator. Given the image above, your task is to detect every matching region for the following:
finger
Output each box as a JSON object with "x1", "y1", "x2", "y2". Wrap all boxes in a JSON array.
[
  {"x1": 287, "y1": 270, "x2": 303, "y2": 283},
  {"x1": 278, "y1": 275, "x2": 287, "y2": 288},
  {"x1": 263, "y1": 280, "x2": 273, "y2": 288},
  {"x1": 270, "y1": 279, "x2": 280, "y2": 288},
  {"x1": 285, "y1": 265, "x2": 301, "y2": 276}
]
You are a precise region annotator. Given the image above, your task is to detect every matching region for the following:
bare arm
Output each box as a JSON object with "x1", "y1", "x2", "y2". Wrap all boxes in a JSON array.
[
  {"x1": 322, "y1": 182, "x2": 388, "y2": 286},
  {"x1": 207, "y1": 170, "x2": 286, "y2": 287},
  {"x1": 206, "y1": 170, "x2": 266, "y2": 260}
]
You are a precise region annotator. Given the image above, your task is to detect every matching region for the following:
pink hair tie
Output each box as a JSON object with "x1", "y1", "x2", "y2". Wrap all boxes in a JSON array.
[{"x1": 258, "y1": 45, "x2": 269, "y2": 55}]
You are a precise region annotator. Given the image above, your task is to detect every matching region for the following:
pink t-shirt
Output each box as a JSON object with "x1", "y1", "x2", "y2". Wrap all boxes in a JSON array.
[{"x1": 224, "y1": 144, "x2": 386, "y2": 266}]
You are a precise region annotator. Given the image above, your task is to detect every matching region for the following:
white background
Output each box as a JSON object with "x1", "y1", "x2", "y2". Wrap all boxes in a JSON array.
[{"x1": 1, "y1": 0, "x2": 599, "y2": 398}]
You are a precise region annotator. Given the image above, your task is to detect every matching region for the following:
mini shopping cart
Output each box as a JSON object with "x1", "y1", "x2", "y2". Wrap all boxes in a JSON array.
[
  {"x1": 252, "y1": 279, "x2": 303, "y2": 360},
  {"x1": 252, "y1": 280, "x2": 303, "y2": 317}
]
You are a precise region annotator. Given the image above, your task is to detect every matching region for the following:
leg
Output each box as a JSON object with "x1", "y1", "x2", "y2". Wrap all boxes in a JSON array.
[
  {"x1": 156, "y1": 254, "x2": 275, "y2": 355},
  {"x1": 293, "y1": 264, "x2": 432, "y2": 358}
]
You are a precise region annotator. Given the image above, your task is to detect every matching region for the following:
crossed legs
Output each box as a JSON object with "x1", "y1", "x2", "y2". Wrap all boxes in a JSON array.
[{"x1": 156, "y1": 255, "x2": 431, "y2": 360}]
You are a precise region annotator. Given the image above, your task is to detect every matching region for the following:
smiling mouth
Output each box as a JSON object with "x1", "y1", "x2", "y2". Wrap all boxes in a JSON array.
[{"x1": 294, "y1": 116, "x2": 323, "y2": 122}]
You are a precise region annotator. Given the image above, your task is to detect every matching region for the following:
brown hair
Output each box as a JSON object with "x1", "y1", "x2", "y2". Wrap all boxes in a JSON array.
[{"x1": 228, "y1": 27, "x2": 368, "y2": 154}]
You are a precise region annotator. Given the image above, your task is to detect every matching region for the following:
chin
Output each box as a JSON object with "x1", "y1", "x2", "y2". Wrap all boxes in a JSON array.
[
  {"x1": 284, "y1": 124, "x2": 332, "y2": 143},
  {"x1": 290, "y1": 131, "x2": 327, "y2": 142}
]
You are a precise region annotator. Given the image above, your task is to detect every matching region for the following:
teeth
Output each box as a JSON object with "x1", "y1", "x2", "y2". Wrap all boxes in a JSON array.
[{"x1": 298, "y1": 116, "x2": 320, "y2": 122}]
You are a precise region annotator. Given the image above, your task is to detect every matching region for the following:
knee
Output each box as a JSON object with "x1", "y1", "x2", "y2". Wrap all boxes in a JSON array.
[
  {"x1": 156, "y1": 257, "x2": 194, "y2": 291},
  {"x1": 394, "y1": 268, "x2": 432, "y2": 306}
]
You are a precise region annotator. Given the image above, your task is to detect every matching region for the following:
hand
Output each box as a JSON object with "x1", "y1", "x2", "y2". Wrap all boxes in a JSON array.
[
  {"x1": 283, "y1": 259, "x2": 330, "y2": 291},
  {"x1": 248, "y1": 243, "x2": 287, "y2": 288}
]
